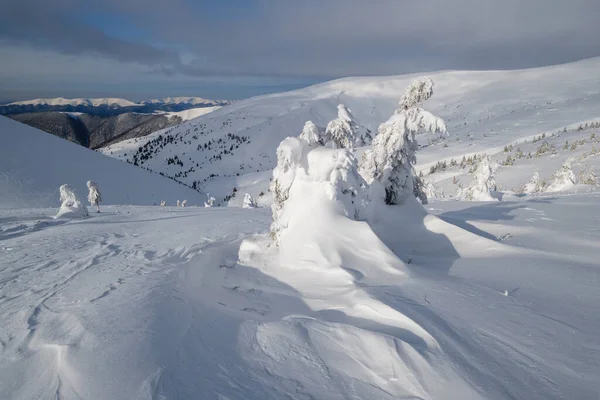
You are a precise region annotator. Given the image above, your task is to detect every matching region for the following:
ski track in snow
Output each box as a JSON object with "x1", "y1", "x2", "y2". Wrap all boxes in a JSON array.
[{"x1": 1, "y1": 195, "x2": 599, "y2": 399}]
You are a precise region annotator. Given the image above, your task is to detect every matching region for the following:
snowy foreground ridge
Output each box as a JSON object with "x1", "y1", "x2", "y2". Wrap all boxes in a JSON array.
[{"x1": 1, "y1": 197, "x2": 600, "y2": 399}]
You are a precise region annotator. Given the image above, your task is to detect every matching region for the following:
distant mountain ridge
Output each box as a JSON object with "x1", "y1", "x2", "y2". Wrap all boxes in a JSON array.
[{"x1": 0, "y1": 96, "x2": 231, "y2": 116}]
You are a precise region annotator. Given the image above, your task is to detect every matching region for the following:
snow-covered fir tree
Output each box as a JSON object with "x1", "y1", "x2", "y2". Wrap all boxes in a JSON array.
[
  {"x1": 360, "y1": 77, "x2": 447, "y2": 205},
  {"x1": 457, "y1": 155, "x2": 499, "y2": 201},
  {"x1": 243, "y1": 193, "x2": 257, "y2": 208},
  {"x1": 160, "y1": 200, "x2": 166, "y2": 206},
  {"x1": 546, "y1": 161, "x2": 577, "y2": 192},
  {"x1": 298, "y1": 121, "x2": 325, "y2": 146},
  {"x1": 86, "y1": 180, "x2": 102, "y2": 213},
  {"x1": 204, "y1": 194, "x2": 216, "y2": 207},
  {"x1": 423, "y1": 180, "x2": 438, "y2": 202},
  {"x1": 56, "y1": 184, "x2": 88, "y2": 218},
  {"x1": 176, "y1": 200, "x2": 181, "y2": 207},
  {"x1": 181, "y1": 200, "x2": 187, "y2": 207},
  {"x1": 270, "y1": 137, "x2": 305, "y2": 241},
  {"x1": 325, "y1": 104, "x2": 372, "y2": 149},
  {"x1": 522, "y1": 170, "x2": 542, "y2": 193}
]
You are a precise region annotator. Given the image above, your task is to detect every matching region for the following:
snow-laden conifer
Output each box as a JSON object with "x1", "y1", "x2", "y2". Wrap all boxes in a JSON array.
[
  {"x1": 86, "y1": 180, "x2": 102, "y2": 213},
  {"x1": 56, "y1": 184, "x2": 88, "y2": 218},
  {"x1": 298, "y1": 121, "x2": 325, "y2": 146},
  {"x1": 325, "y1": 104, "x2": 372, "y2": 149},
  {"x1": 457, "y1": 155, "x2": 499, "y2": 201},
  {"x1": 243, "y1": 193, "x2": 257, "y2": 208},
  {"x1": 360, "y1": 78, "x2": 446, "y2": 205},
  {"x1": 546, "y1": 161, "x2": 576, "y2": 192},
  {"x1": 522, "y1": 170, "x2": 542, "y2": 194}
]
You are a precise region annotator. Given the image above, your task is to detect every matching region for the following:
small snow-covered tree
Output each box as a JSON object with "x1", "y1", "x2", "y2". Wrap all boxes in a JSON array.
[
  {"x1": 423, "y1": 180, "x2": 438, "y2": 202},
  {"x1": 204, "y1": 194, "x2": 215, "y2": 207},
  {"x1": 181, "y1": 199, "x2": 187, "y2": 207},
  {"x1": 325, "y1": 104, "x2": 372, "y2": 149},
  {"x1": 160, "y1": 200, "x2": 166, "y2": 206},
  {"x1": 579, "y1": 168, "x2": 598, "y2": 186},
  {"x1": 522, "y1": 170, "x2": 542, "y2": 193},
  {"x1": 457, "y1": 155, "x2": 498, "y2": 201},
  {"x1": 243, "y1": 193, "x2": 257, "y2": 208},
  {"x1": 176, "y1": 200, "x2": 181, "y2": 207},
  {"x1": 360, "y1": 77, "x2": 446, "y2": 205},
  {"x1": 298, "y1": 121, "x2": 325, "y2": 146},
  {"x1": 546, "y1": 161, "x2": 577, "y2": 192},
  {"x1": 86, "y1": 180, "x2": 102, "y2": 213},
  {"x1": 56, "y1": 184, "x2": 88, "y2": 218}
]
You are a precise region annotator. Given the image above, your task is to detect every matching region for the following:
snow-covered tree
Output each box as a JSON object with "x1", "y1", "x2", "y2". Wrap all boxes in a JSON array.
[
  {"x1": 270, "y1": 136, "x2": 369, "y2": 244},
  {"x1": 204, "y1": 194, "x2": 215, "y2": 208},
  {"x1": 55, "y1": 184, "x2": 88, "y2": 218},
  {"x1": 86, "y1": 180, "x2": 102, "y2": 213},
  {"x1": 160, "y1": 200, "x2": 166, "y2": 206},
  {"x1": 298, "y1": 121, "x2": 325, "y2": 146},
  {"x1": 579, "y1": 168, "x2": 598, "y2": 186},
  {"x1": 423, "y1": 180, "x2": 438, "y2": 202},
  {"x1": 522, "y1": 170, "x2": 542, "y2": 193},
  {"x1": 243, "y1": 193, "x2": 257, "y2": 208},
  {"x1": 181, "y1": 200, "x2": 187, "y2": 207},
  {"x1": 546, "y1": 161, "x2": 577, "y2": 192},
  {"x1": 457, "y1": 155, "x2": 499, "y2": 201},
  {"x1": 270, "y1": 137, "x2": 305, "y2": 240},
  {"x1": 399, "y1": 77, "x2": 434, "y2": 110},
  {"x1": 360, "y1": 77, "x2": 446, "y2": 205},
  {"x1": 176, "y1": 200, "x2": 181, "y2": 207},
  {"x1": 325, "y1": 104, "x2": 372, "y2": 149}
]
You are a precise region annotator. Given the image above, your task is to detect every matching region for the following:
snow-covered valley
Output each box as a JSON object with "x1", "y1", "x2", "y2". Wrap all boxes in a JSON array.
[{"x1": 2, "y1": 58, "x2": 600, "y2": 399}]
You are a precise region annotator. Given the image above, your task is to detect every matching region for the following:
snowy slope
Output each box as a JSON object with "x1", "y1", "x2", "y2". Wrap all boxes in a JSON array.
[
  {"x1": 158, "y1": 105, "x2": 221, "y2": 121},
  {"x1": 0, "y1": 117, "x2": 205, "y2": 208},
  {"x1": 1, "y1": 194, "x2": 599, "y2": 399},
  {"x1": 100, "y1": 58, "x2": 600, "y2": 203}
]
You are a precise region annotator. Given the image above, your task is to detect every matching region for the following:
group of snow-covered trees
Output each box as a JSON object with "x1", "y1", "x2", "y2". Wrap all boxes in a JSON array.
[
  {"x1": 270, "y1": 77, "x2": 447, "y2": 243},
  {"x1": 55, "y1": 181, "x2": 102, "y2": 219}
]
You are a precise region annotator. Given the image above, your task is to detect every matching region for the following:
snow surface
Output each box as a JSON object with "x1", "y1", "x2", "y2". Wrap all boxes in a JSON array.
[
  {"x1": 161, "y1": 106, "x2": 221, "y2": 121},
  {"x1": 100, "y1": 57, "x2": 600, "y2": 204},
  {"x1": 1, "y1": 193, "x2": 599, "y2": 399},
  {"x1": 0, "y1": 117, "x2": 205, "y2": 208}
]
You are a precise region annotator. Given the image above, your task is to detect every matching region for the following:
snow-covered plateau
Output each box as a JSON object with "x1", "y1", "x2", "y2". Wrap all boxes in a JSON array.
[{"x1": 1, "y1": 58, "x2": 600, "y2": 399}]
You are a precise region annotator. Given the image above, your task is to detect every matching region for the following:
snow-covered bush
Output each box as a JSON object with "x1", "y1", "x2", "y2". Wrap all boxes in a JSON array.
[
  {"x1": 176, "y1": 200, "x2": 181, "y2": 207},
  {"x1": 55, "y1": 184, "x2": 88, "y2": 218},
  {"x1": 360, "y1": 77, "x2": 446, "y2": 205},
  {"x1": 324, "y1": 104, "x2": 372, "y2": 149},
  {"x1": 522, "y1": 170, "x2": 543, "y2": 193},
  {"x1": 86, "y1": 180, "x2": 102, "y2": 213},
  {"x1": 204, "y1": 194, "x2": 215, "y2": 208},
  {"x1": 457, "y1": 155, "x2": 499, "y2": 201},
  {"x1": 243, "y1": 193, "x2": 257, "y2": 208},
  {"x1": 160, "y1": 200, "x2": 166, "y2": 206},
  {"x1": 181, "y1": 200, "x2": 187, "y2": 207},
  {"x1": 546, "y1": 161, "x2": 576, "y2": 192},
  {"x1": 298, "y1": 121, "x2": 325, "y2": 146},
  {"x1": 270, "y1": 137, "x2": 369, "y2": 244}
]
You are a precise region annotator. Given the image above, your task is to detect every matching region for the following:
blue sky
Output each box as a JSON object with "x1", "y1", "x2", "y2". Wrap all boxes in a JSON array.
[{"x1": 1, "y1": 0, "x2": 599, "y2": 102}]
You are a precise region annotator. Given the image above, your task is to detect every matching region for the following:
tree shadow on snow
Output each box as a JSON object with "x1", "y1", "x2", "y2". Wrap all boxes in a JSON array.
[{"x1": 368, "y1": 200, "x2": 461, "y2": 276}]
